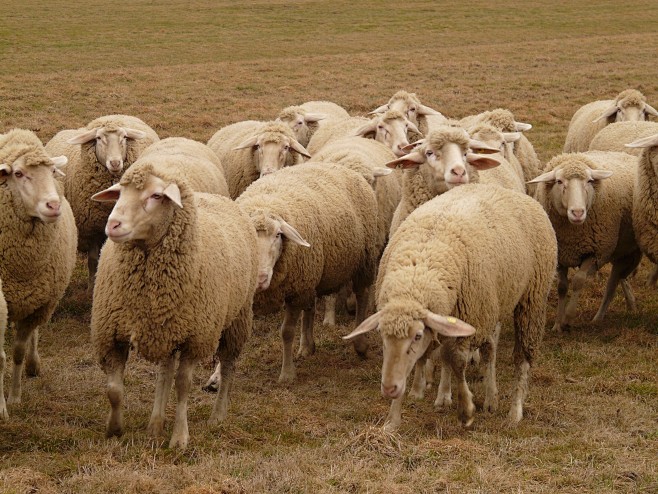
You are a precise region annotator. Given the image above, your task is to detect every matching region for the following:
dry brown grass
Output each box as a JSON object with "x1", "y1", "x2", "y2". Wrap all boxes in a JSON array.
[{"x1": 1, "y1": 1, "x2": 657, "y2": 492}]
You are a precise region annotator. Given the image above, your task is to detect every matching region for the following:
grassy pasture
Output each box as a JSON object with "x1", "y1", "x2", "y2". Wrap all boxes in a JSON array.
[{"x1": 1, "y1": 1, "x2": 657, "y2": 492}]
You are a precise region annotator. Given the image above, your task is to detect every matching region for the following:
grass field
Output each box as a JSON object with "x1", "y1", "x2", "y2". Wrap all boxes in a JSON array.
[{"x1": 1, "y1": 1, "x2": 657, "y2": 492}]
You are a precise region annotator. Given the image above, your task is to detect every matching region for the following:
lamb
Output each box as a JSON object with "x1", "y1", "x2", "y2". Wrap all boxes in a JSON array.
[
  {"x1": 276, "y1": 100, "x2": 350, "y2": 147},
  {"x1": 230, "y1": 162, "x2": 380, "y2": 383},
  {"x1": 207, "y1": 120, "x2": 311, "y2": 199},
  {"x1": 563, "y1": 89, "x2": 658, "y2": 153},
  {"x1": 530, "y1": 151, "x2": 641, "y2": 330},
  {"x1": 90, "y1": 158, "x2": 258, "y2": 449},
  {"x1": 384, "y1": 125, "x2": 502, "y2": 235},
  {"x1": 45, "y1": 114, "x2": 160, "y2": 293},
  {"x1": 344, "y1": 183, "x2": 557, "y2": 429},
  {"x1": 589, "y1": 121, "x2": 658, "y2": 157},
  {"x1": 370, "y1": 90, "x2": 448, "y2": 137},
  {"x1": 0, "y1": 278, "x2": 7, "y2": 420},
  {"x1": 0, "y1": 129, "x2": 77, "y2": 411}
]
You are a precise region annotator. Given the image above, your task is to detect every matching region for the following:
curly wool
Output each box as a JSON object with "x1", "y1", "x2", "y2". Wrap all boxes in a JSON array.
[
  {"x1": 306, "y1": 116, "x2": 369, "y2": 154},
  {"x1": 633, "y1": 142, "x2": 658, "y2": 264},
  {"x1": 534, "y1": 151, "x2": 638, "y2": 269},
  {"x1": 615, "y1": 89, "x2": 646, "y2": 108},
  {"x1": 589, "y1": 121, "x2": 658, "y2": 157},
  {"x1": 92, "y1": 163, "x2": 258, "y2": 364},
  {"x1": 0, "y1": 129, "x2": 77, "y2": 324}
]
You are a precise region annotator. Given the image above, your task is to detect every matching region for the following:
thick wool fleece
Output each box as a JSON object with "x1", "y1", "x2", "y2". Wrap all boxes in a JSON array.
[
  {"x1": 208, "y1": 120, "x2": 304, "y2": 198},
  {"x1": 564, "y1": 90, "x2": 649, "y2": 153},
  {"x1": 138, "y1": 137, "x2": 229, "y2": 196},
  {"x1": 306, "y1": 117, "x2": 369, "y2": 155},
  {"x1": 91, "y1": 163, "x2": 258, "y2": 365},
  {"x1": 0, "y1": 129, "x2": 77, "y2": 324},
  {"x1": 377, "y1": 183, "x2": 557, "y2": 362},
  {"x1": 589, "y1": 121, "x2": 658, "y2": 157},
  {"x1": 633, "y1": 141, "x2": 658, "y2": 264},
  {"x1": 45, "y1": 115, "x2": 159, "y2": 253},
  {"x1": 238, "y1": 163, "x2": 379, "y2": 311},
  {"x1": 534, "y1": 151, "x2": 638, "y2": 269}
]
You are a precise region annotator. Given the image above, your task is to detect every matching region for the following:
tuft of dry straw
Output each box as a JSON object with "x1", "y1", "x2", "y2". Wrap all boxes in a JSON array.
[{"x1": 348, "y1": 424, "x2": 404, "y2": 459}]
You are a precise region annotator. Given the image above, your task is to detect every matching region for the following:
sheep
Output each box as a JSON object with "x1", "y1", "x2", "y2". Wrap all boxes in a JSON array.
[
  {"x1": 0, "y1": 278, "x2": 7, "y2": 421},
  {"x1": 228, "y1": 162, "x2": 380, "y2": 383},
  {"x1": 530, "y1": 151, "x2": 641, "y2": 331},
  {"x1": 306, "y1": 110, "x2": 420, "y2": 157},
  {"x1": 90, "y1": 158, "x2": 258, "y2": 450},
  {"x1": 0, "y1": 129, "x2": 77, "y2": 409},
  {"x1": 589, "y1": 121, "x2": 658, "y2": 157},
  {"x1": 276, "y1": 100, "x2": 350, "y2": 147},
  {"x1": 344, "y1": 183, "x2": 557, "y2": 430},
  {"x1": 45, "y1": 114, "x2": 160, "y2": 293},
  {"x1": 384, "y1": 125, "x2": 502, "y2": 235},
  {"x1": 563, "y1": 89, "x2": 658, "y2": 153},
  {"x1": 370, "y1": 90, "x2": 448, "y2": 137}
]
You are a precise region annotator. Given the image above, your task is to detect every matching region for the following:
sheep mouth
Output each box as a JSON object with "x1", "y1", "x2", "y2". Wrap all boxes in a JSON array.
[{"x1": 107, "y1": 231, "x2": 131, "y2": 242}]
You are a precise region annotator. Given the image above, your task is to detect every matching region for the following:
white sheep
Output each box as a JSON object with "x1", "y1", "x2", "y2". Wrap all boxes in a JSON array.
[
  {"x1": 344, "y1": 183, "x2": 557, "y2": 429},
  {"x1": 0, "y1": 129, "x2": 77, "y2": 411},
  {"x1": 207, "y1": 120, "x2": 311, "y2": 198},
  {"x1": 530, "y1": 151, "x2": 641, "y2": 330},
  {"x1": 90, "y1": 158, "x2": 258, "y2": 450},
  {"x1": 45, "y1": 114, "x2": 160, "y2": 293},
  {"x1": 564, "y1": 89, "x2": 658, "y2": 153},
  {"x1": 276, "y1": 100, "x2": 350, "y2": 147},
  {"x1": 370, "y1": 90, "x2": 447, "y2": 137},
  {"x1": 589, "y1": 120, "x2": 658, "y2": 157}
]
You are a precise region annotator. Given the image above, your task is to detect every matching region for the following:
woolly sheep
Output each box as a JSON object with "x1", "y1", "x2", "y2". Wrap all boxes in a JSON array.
[
  {"x1": 90, "y1": 159, "x2": 258, "y2": 449},
  {"x1": 344, "y1": 184, "x2": 557, "y2": 429},
  {"x1": 0, "y1": 129, "x2": 77, "y2": 409},
  {"x1": 384, "y1": 125, "x2": 502, "y2": 235},
  {"x1": 563, "y1": 89, "x2": 658, "y2": 153},
  {"x1": 45, "y1": 114, "x2": 160, "y2": 293},
  {"x1": 589, "y1": 121, "x2": 658, "y2": 157},
  {"x1": 207, "y1": 120, "x2": 311, "y2": 199},
  {"x1": 230, "y1": 162, "x2": 380, "y2": 383},
  {"x1": 0, "y1": 278, "x2": 7, "y2": 420},
  {"x1": 530, "y1": 151, "x2": 641, "y2": 330},
  {"x1": 370, "y1": 90, "x2": 448, "y2": 137},
  {"x1": 276, "y1": 100, "x2": 350, "y2": 147}
]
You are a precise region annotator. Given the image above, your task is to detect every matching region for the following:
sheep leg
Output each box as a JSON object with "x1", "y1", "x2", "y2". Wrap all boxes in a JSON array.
[
  {"x1": 202, "y1": 362, "x2": 221, "y2": 393},
  {"x1": 647, "y1": 264, "x2": 658, "y2": 288},
  {"x1": 322, "y1": 295, "x2": 336, "y2": 326},
  {"x1": 209, "y1": 359, "x2": 234, "y2": 425},
  {"x1": 593, "y1": 251, "x2": 641, "y2": 322},
  {"x1": 105, "y1": 343, "x2": 129, "y2": 438},
  {"x1": 7, "y1": 321, "x2": 36, "y2": 405},
  {"x1": 553, "y1": 266, "x2": 569, "y2": 332},
  {"x1": 169, "y1": 355, "x2": 197, "y2": 450},
  {"x1": 508, "y1": 359, "x2": 531, "y2": 425},
  {"x1": 0, "y1": 324, "x2": 7, "y2": 421},
  {"x1": 298, "y1": 300, "x2": 316, "y2": 358},
  {"x1": 452, "y1": 355, "x2": 475, "y2": 427},
  {"x1": 424, "y1": 348, "x2": 439, "y2": 389},
  {"x1": 351, "y1": 285, "x2": 370, "y2": 357},
  {"x1": 147, "y1": 354, "x2": 176, "y2": 437},
  {"x1": 408, "y1": 354, "x2": 428, "y2": 400},
  {"x1": 564, "y1": 257, "x2": 597, "y2": 324},
  {"x1": 434, "y1": 344, "x2": 453, "y2": 408},
  {"x1": 482, "y1": 322, "x2": 501, "y2": 413},
  {"x1": 87, "y1": 243, "x2": 100, "y2": 295},
  {"x1": 25, "y1": 327, "x2": 40, "y2": 377},
  {"x1": 621, "y1": 280, "x2": 636, "y2": 311},
  {"x1": 384, "y1": 395, "x2": 404, "y2": 431},
  {"x1": 279, "y1": 305, "x2": 302, "y2": 383}
]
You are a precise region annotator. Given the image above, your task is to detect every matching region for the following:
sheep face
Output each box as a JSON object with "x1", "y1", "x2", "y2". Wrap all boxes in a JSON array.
[
  {"x1": 371, "y1": 91, "x2": 443, "y2": 128},
  {"x1": 467, "y1": 125, "x2": 521, "y2": 163},
  {"x1": 354, "y1": 112, "x2": 419, "y2": 157},
  {"x1": 67, "y1": 126, "x2": 147, "y2": 174},
  {"x1": 233, "y1": 133, "x2": 311, "y2": 177},
  {"x1": 92, "y1": 174, "x2": 182, "y2": 245},
  {"x1": 277, "y1": 110, "x2": 326, "y2": 147},
  {"x1": 0, "y1": 154, "x2": 67, "y2": 223}
]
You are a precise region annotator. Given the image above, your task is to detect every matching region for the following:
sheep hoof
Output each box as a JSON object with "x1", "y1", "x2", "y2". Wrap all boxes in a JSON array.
[
  {"x1": 461, "y1": 416, "x2": 475, "y2": 429},
  {"x1": 7, "y1": 394, "x2": 21, "y2": 406},
  {"x1": 106, "y1": 421, "x2": 124, "y2": 438},
  {"x1": 483, "y1": 395, "x2": 499, "y2": 413},
  {"x1": 507, "y1": 405, "x2": 523, "y2": 425},
  {"x1": 0, "y1": 406, "x2": 8, "y2": 421},
  {"x1": 322, "y1": 317, "x2": 335, "y2": 326},
  {"x1": 297, "y1": 343, "x2": 315, "y2": 358},
  {"x1": 383, "y1": 420, "x2": 400, "y2": 432},
  {"x1": 147, "y1": 418, "x2": 165, "y2": 437},
  {"x1": 408, "y1": 388, "x2": 424, "y2": 401},
  {"x1": 201, "y1": 381, "x2": 219, "y2": 393},
  {"x1": 25, "y1": 359, "x2": 41, "y2": 377},
  {"x1": 278, "y1": 369, "x2": 296, "y2": 384},
  {"x1": 434, "y1": 393, "x2": 452, "y2": 409},
  {"x1": 168, "y1": 433, "x2": 189, "y2": 450}
]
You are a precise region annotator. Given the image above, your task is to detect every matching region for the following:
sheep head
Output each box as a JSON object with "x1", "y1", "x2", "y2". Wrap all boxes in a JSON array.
[
  {"x1": 369, "y1": 90, "x2": 443, "y2": 128},
  {"x1": 276, "y1": 106, "x2": 327, "y2": 147},
  {"x1": 594, "y1": 89, "x2": 658, "y2": 124},
  {"x1": 354, "y1": 110, "x2": 420, "y2": 156}
]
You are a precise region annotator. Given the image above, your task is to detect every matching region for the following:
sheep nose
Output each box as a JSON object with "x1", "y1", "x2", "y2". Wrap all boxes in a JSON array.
[
  {"x1": 261, "y1": 169, "x2": 274, "y2": 176},
  {"x1": 450, "y1": 166, "x2": 466, "y2": 177},
  {"x1": 107, "y1": 219, "x2": 122, "y2": 231},
  {"x1": 381, "y1": 383, "x2": 399, "y2": 398},
  {"x1": 46, "y1": 200, "x2": 61, "y2": 212},
  {"x1": 108, "y1": 160, "x2": 122, "y2": 171},
  {"x1": 570, "y1": 209, "x2": 585, "y2": 219}
]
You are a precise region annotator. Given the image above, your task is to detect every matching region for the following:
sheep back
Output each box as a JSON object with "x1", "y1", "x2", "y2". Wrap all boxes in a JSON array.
[
  {"x1": 306, "y1": 117, "x2": 369, "y2": 155},
  {"x1": 589, "y1": 121, "x2": 658, "y2": 157},
  {"x1": 633, "y1": 142, "x2": 658, "y2": 264}
]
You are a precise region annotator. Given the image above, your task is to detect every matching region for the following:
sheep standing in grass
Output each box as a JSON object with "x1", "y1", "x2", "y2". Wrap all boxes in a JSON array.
[
  {"x1": 207, "y1": 121, "x2": 311, "y2": 199},
  {"x1": 45, "y1": 114, "x2": 159, "y2": 293},
  {"x1": 0, "y1": 278, "x2": 7, "y2": 421},
  {"x1": 530, "y1": 151, "x2": 641, "y2": 330},
  {"x1": 344, "y1": 184, "x2": 557, "y2": 430},
  {"x1": 276, "y1": 100, "x2": 350, "y2": 147},
  {"x1": 0, "y1": 129, "x2": 77, "y2": 410},
  {"x1": 370, "y1": 90, "x2": 447, "y2": 138},
  {"x1": 90, "y1": 157, "x2": 258, "y2": 449},
  {"x1": 564, "y1": 89, "x2": 658, "y2": 153},
  {"x1": 232, "y1": 163, "x2": 379, "y2": 383}
]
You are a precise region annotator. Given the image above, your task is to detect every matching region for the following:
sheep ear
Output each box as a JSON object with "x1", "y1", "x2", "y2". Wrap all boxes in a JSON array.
[
  {"x1": 123, "y1": 128, "x2": 147, "y2": 140},
  {"x1": 0, "y1": 163, "x2": 11, "y2": 177},
  {"x1": 406, "y1": 120, "x2": 422, "y2": 136},
  {"x1": 280, "y1": 220, "x2": 310, "y2": 247},
  {"x1": 233, "y1": 135, "x2": 259, "y2": 150},
  {"x1": 50, "y1": 155, "x2": 68, "y2": 167},
  {"x1": 416, "y1": 104, "x2": 442, "y2": 116},
  {"x1": 91, "y1": 183, "x2": 122, "y2": 202},
  {"x1": 67, "y1": 128, "x2": 100, "y2": 145},
  {"x1": 423, "y1": 311, "x2": 476, "y2": 338},
  {"x1": 373, "y1": 167, "x2": 393, "y2": 177},
  {"x1": 590, "y1": 170, "x2": 613, "y2": 181},
  {"x1": 468, "y1": 139, "x2": 500, "y2": 154},
  {"x1": 644, "y1": 104, "x2": 658, "y2": 118},
  {"x1": 163, "y1": 183, "x2": 183, "y2": 208},
  {"x1": 593, "y1": 104, "x2": 619, "y2": 123},
  {"x1": 368, "y1": 104, "x2": 389, "y2": 115},
  {"x1": 354, "y1": 120, "x2": 378, "y2": 139},
  {"x1": 503, "y1": 132, "x2": 522, "y2": 143},
  {"x1": 466, "y1": 153, "x2": 501, "y2": 170},
  {"x1": 401, "y1": 140, "x2": 424, "y2": 153},
  {"x1": 343, "y1": 311, "x2": 381, "y2": 340},
  {"x1": 625, "y1": 133, "x2": 658, "y2": 149},
  {"x1": 384, "y1": 151, "x2": 426, "y2": 169},
  {"x1": 304, "y1": 113, "x2": 327, "y2": 124},
  {"x1": 514, "y1": 121, "x2": 533, "y2": 132},
  {"x1": 527, "y1": 170, "x2": 557, "y2": 184},
  {"x1": 288, "y1": 138, "x2": 312, "y2": 159}
]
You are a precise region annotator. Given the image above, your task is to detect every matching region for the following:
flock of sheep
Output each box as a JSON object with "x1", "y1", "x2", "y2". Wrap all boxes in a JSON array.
[{"x1": 1, "y1": 89, "x2": 657, "y2": 450}]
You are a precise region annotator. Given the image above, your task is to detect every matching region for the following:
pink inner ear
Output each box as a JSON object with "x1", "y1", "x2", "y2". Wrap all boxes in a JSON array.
[{"x1": 92, "y1": 189, "x2": 121, "y2": 202}]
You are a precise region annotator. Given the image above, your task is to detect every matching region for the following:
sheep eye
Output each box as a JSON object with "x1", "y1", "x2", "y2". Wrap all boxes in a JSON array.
[
  {"x1": 426, "y1": 150, "x2": 434, "y2": 157},
  {"x1": 276, "y1": 232, "x2": 283, "y2": 238},
  {"x1": 414, "y1": 333, "x2": 422, "y2": 342},
  {"x1": 409, "y1": 107, "x2": 416, "y2": 112},
  {"x1": 378, "y1": 125, "x2": 384, "y2": 130},
  {"x1": 151, "y1": 193, "x2": 163, "y2": 200},
  {"x1": 283, "y1": 145, "x2": 290, "y2": 151},
  {"x1": 556, "y1": 179, "x2": 563, "y2": 185},
  {"x1": 587, "y1": 178, "x2": 595, "y2": 184},
  {"x1": 14, "y1": 170, "x2": 23, "y2": 178}
]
